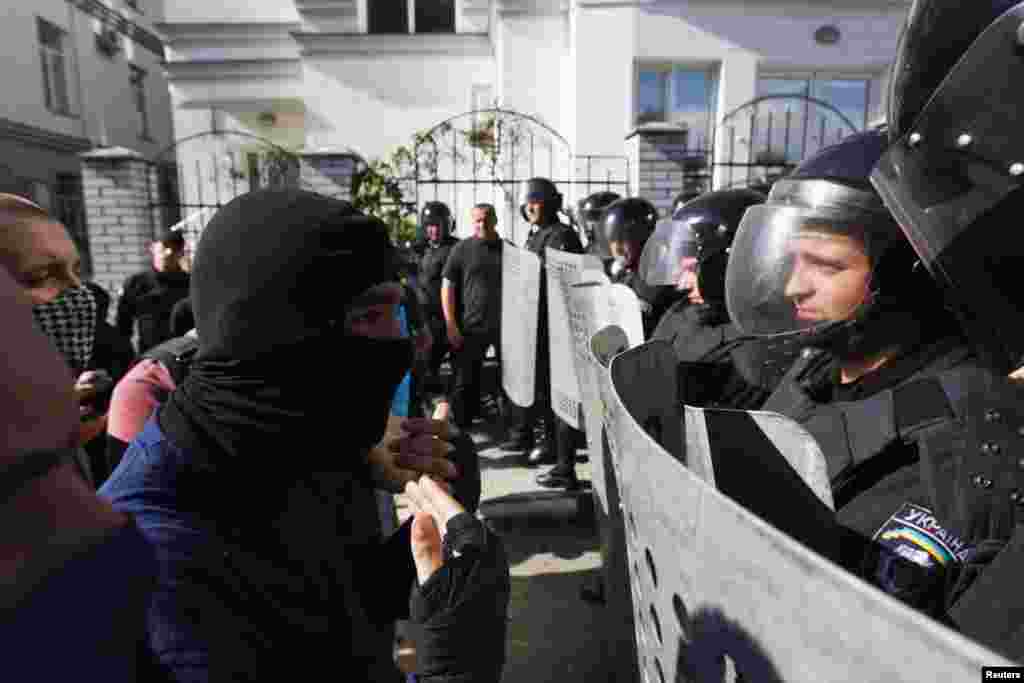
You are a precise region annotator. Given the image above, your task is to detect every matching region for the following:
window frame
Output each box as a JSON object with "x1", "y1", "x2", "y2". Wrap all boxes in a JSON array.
[
  {"x1": 634, "y1": 61, "x2": 720, "y2": 151},
  {"x1": 756, "y1": 70, "x2": 873, "y2": 131},
  {"x1": 130, "y1": 64, "x2": 152, "y2": 141},
  {"x1": 37, "y1": 17, "x2": 73, "y2": 117},
  {"x1": 366, "y1": 0, "x2": 457, "y2": 35}
]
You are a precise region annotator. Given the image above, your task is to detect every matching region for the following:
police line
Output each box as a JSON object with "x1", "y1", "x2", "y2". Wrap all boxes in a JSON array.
[
  {"x1": 586, "y1": 330, "x2": 1016, "y2": 682},
  {"x1": 501, "y1": 235, "x2": 1016, "y2": 681}
]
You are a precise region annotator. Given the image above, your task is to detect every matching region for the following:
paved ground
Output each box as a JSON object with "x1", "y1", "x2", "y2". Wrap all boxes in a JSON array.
[{"x1": 395, "y1": 404, "x2": 612, "y2": 683}]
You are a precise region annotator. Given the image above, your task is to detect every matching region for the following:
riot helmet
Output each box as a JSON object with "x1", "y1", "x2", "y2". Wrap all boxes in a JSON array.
[
  {"x1": 520, "y1": 177, "x2": 563, "y2": 225},
  {"x1": 577, "y1": 191, "x2": 621, "y2": 257},
  {"x1": 644, "y1": 189, "x2": 766, "y2": 309},
  {"x1": 871, "y1": 0, "x2": 1024, "y2": 373},
  {"x1": 724, "y1": 129, "x2": 944, "y2": 355},
  {"x1": 671, "y1": 190, "x2": 702, "y2": 218},
  {"x1": 603, "y1": 197, "x2": 658, "y2": 270},
  {"x1": 419, "y1": 201, "x2": 453, "y2": 243}
]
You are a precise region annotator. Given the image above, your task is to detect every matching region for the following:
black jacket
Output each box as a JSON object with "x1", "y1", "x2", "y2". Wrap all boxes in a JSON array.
[
  {"x1": 612, "y1": 269, "x2": 684, "y2": 339},
  {"x1": 652, "y1": 301, "x2": 787, "y2": 410},
  {"x1": 764, "y1": 337, "x2": 1024, "y2": 659},
  {"x1": 116, "y1": 270, "x2": 191, "y2": 354},
  {"x1": 417, "y1": 236, "x2": 459, "y2": 320}
]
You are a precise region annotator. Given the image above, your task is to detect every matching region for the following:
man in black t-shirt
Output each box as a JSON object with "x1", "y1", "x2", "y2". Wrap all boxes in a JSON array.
[{"x1": 441, "y1": 204, "x2": 503, "y2": 429}]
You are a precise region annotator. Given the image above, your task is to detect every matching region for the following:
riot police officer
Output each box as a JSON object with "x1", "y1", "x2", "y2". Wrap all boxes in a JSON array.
[
  {"x1": 641, "y1": 188, "x2": 795, "y2": 408},
  {"x1": 602, "y1": 197, "x2": 681, "y2": 337},
  {"x1": 576, "y1": 191, "x2": 620, "y2": 273},
  {"x1": 506, "y1": 177, "x2": 584, "y2": 489},
  {"x1": 865, "y1": 0, "x2": 1024, "y2": 658},
  {"x1": 413, "y1": 201, "x2": 459, "y2": 394},
  {"x1": 724, "y1": 122, "x2": 1024, "y2": 659}
]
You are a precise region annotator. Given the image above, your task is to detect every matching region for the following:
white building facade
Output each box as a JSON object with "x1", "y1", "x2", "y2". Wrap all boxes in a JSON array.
[
  {"x1": 156, "y1": 0, "x2": 908, "y2": 243},
  {"x1": 2, "y1": 0, "x2": 174, "y2": 267}
]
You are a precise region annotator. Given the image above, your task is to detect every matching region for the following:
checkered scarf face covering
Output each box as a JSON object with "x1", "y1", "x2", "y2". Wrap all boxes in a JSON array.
[{"x1": 32, "y1": 285, "x2": 97, "y2": 375}]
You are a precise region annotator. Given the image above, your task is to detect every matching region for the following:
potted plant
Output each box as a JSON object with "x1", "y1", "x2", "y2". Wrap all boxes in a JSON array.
[{"x1": 465, "y1": 115, "x2": 497, "y2": 152}]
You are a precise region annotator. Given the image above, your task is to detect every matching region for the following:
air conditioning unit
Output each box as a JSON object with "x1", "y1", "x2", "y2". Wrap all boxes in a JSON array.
[{"x1": 96, "y1": 26, "x2": 122, "y2": 58}]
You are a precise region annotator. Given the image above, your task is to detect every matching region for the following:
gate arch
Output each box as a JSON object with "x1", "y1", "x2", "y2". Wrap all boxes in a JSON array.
[
  {"x1": 412, "y1": 107, "x2": 630, "y2": 245},
  {"x1": 686, "y1": 95, "x2": 862, "y2": 196},
  {"x1": 151, "y1": 129, "x2": 307, "y2": 262}
]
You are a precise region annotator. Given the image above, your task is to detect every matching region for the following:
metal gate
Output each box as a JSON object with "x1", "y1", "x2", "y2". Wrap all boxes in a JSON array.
[
  {"x1": 683, "y1": 94, "x2": 862, "y2": 197},
  {"x1": 412, "y1": 108, "x2": 630, "y2": 245},
  {"x1": 150, "y1": 130, "x2": 305, "y2": 263}
]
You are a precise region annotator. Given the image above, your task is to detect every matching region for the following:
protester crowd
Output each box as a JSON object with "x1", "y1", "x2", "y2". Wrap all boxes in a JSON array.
[{"x1": 3, "y1": 0, "x2": 1024, "y2": 678}]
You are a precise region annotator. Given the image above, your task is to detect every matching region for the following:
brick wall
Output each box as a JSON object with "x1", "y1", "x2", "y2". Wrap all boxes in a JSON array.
[
  {"x1": 80, "y1": 147, "x2": 158, "y2": 324},
  {"x1": 627, "y1": 126, "x2": 707, "y2": 217}
]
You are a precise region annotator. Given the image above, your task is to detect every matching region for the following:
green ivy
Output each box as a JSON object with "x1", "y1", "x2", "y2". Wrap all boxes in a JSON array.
[{"x1": 350, "y1": 109, "x2": 529, "y2": 243}]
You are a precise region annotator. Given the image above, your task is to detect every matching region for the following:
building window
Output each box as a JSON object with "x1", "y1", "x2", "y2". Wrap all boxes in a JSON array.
[
  {"x1": 38, "y1": 18, "x2": 72, "y2": 116},
  {"x1": 635, "y1": 64, "x2": 719, "y2": 152},
  {"x1": 130, "y1": 65, "x2": 151, "y2": 140},
  {"x1": 416, "y1": 0, "x2": 455, "y2": 33},
  {"x1": 756, "y1": 74, "x2": 869, "y2": 160},
  {"x1": 368, "y1": 0, "x2": 455, "y2": 34}
]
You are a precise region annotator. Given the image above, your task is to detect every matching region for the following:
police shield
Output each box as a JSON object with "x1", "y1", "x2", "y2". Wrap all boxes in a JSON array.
[
  {"x1": 570, "y1": 275, "x2": 644, "y2": 511},
  {"x1": 501, "y1": 242, "x2": 542, "y2": 407},
  {"x1": 585, "y1": 323, "x2": 643, "y2": 683},
  {"x1": 600, "y1": 342, "x2": 1011, "y2": 682},
  {"x1": 544, "y1": 247, "x2": 603, "y2": 428}
]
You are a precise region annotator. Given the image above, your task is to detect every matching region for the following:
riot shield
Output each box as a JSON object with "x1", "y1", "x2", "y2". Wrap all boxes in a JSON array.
[
  {"x1": 501, "y1": 242, "x2": 542, "y2": 407},
  {"x1": 570, "y1": 276, "x2": 644, "y2": 515},
  {"x1": 544, "y1": 247, "x2": 602, "y2": 428},
  {"x1": 599, "y1": 342, "x2": 1012, "y2": 682},
  {"x1": 585, "y1": 324, "x2": 642, "y2": 683}
]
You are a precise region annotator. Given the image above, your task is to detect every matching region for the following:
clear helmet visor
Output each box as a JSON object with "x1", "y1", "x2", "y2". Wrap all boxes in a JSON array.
[
  {"x1": 724, "y1": 204, "x2": 875, "y2": 338},
  {"x1": 587, "y1": 218, "x2": 612, "y2": 258},
  {"x1": 638, "y1": 218, "x2": 698, "y2": 287}
]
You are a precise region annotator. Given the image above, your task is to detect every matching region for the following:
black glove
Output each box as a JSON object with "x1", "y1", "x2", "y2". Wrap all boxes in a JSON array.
[{"x1": 410, "y1": 514, "x2": 510, "y2": 683}]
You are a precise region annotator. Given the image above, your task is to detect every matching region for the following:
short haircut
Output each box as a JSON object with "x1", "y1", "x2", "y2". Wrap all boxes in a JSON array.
[
  {"x1": 0, "y1": 194, "x2": 55, "y2": 267},
  {"x1": 156, "y1": 228, "x2": 187, "y2": 251},
  {"x1": 0, "y1": 194, "x2": 51, "y2": 226},
  {"x1": 473, "y1": 203, "x2": 497, "y2": 223}
]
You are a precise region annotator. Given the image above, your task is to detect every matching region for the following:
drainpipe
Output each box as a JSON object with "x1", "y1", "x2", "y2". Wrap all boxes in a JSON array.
[{"x1": 66, "y1": 0, "x2": 90, "y2": 143}]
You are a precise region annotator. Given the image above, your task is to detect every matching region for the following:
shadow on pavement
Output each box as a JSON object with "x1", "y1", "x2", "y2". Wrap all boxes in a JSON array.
[
  {"x1": 478, "y1": 451, "x2": 532, "y2": 471},
  {"x1": 482, "y1": 490, "x2": 598, "y2": 567},
  {"x1": 504, "y1": 569, "x2": 612, "y2": 683}
]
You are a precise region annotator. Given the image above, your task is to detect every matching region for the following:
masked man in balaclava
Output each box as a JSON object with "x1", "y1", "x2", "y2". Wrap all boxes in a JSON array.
[{"x1": 100, "y1": 189, "x2": 510, "y2": 681}]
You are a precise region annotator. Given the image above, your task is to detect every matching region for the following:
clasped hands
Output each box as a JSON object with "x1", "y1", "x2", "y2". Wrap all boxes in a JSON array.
[{"x1": 365, "y1": 414, "x2": 469, "y2": 584}]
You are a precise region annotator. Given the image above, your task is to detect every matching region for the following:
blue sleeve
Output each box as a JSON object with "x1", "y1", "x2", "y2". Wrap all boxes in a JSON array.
[
  {"x1": 391, "y1": 306, "x2": 412, "y2": 416},
  {"x1": 100, "y1": 440, "x2": 213, "y2": 683}
]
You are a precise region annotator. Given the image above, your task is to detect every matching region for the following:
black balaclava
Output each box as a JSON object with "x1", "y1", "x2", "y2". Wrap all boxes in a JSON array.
[{"x1": 159, "y1": 189, "x2": 413, "y2": 473}]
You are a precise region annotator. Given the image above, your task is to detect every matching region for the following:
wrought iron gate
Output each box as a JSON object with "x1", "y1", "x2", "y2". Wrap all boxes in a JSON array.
[
  {"x1": 150, "y1": 130, "x2": 305, "y2": 262},
  {"x1": 412, "y1": 108, "x2": 630, "y2": 245},
  {"x1": 684, "y1": 94, "x2": 862, "y2": 196}
]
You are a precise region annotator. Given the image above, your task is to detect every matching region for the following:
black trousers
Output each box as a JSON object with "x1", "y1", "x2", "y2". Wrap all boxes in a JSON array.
[
  {"x1": 450, "y1": 330, "x2": 500, "y2": 429},
  {"x1": 413, "y1": 315, "x2": 450, "y2": 393},
  {"x1": 516, "y1": 333, "x2": 579, "y2": 475}
]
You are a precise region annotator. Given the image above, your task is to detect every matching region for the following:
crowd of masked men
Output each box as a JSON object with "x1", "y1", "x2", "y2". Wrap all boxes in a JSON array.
[{"x1": 2, "y1": 1, "x2": 1024, "y2": 679}]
